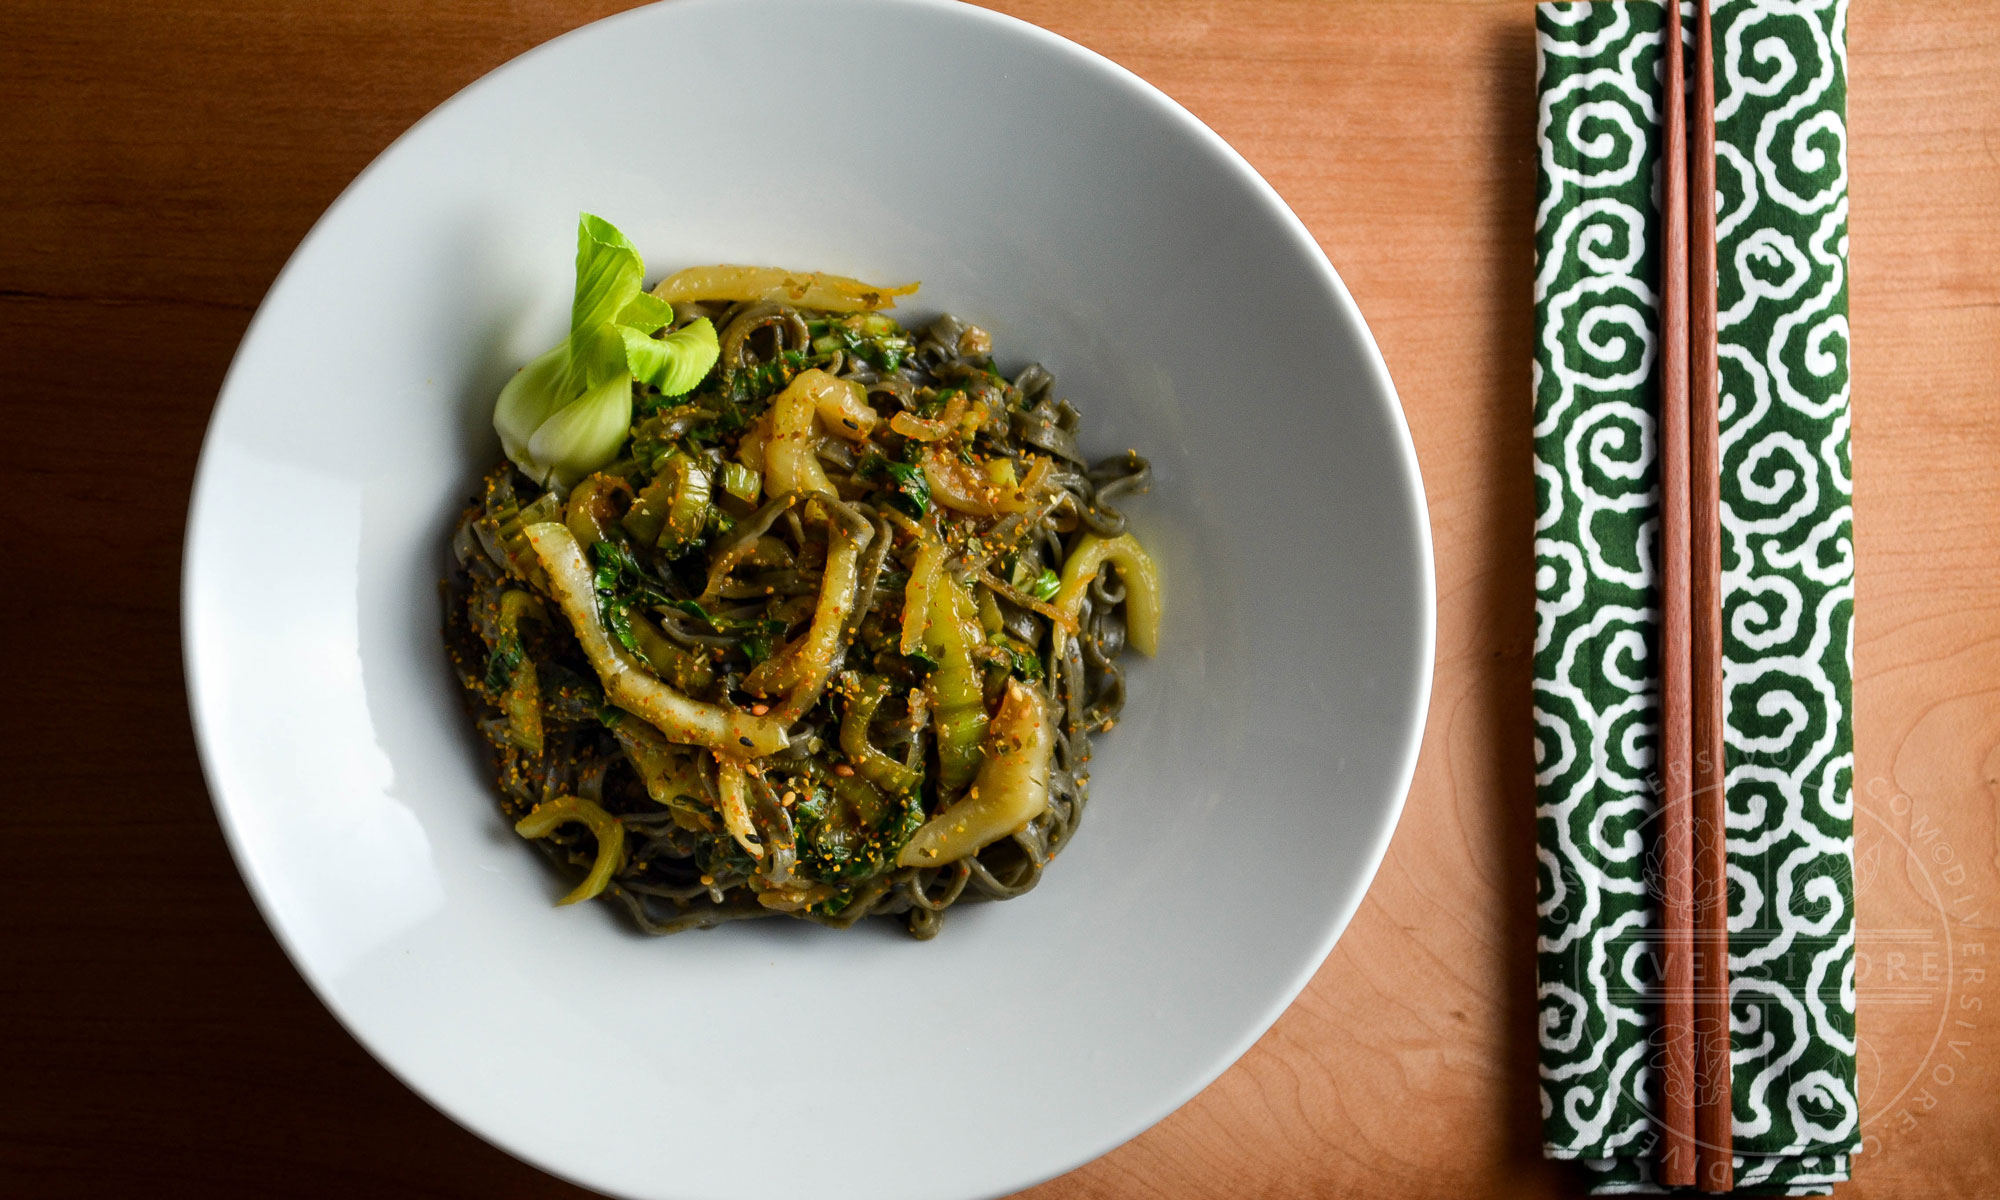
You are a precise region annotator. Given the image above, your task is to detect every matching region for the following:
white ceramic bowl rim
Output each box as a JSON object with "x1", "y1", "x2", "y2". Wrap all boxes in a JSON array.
[{"x1": 183, "y1": 3, "x2": 1435, "y2": 1198}]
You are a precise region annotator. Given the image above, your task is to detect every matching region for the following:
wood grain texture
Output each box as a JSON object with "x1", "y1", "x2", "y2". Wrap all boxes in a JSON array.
[
  {"x1": 1654, "y1": 0, "x2": 1697, "y2": 1182},
  {"x1": 2, "y1": 2, "x2": 1994, "y2": 1197},
  {"x1": 1687, "y1": 3, "x2": 1731, "y2": 1188}
]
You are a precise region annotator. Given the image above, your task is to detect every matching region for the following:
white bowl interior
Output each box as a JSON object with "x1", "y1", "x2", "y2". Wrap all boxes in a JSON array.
[{"x1": 183, "y1": 2, "x2": 1434, "y2": 1198}]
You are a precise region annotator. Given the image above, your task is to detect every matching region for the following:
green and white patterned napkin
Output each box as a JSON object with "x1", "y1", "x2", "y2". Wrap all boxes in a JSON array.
[{"x1": 1532, "y1": 1, "x2": 1856, "y2": 1193}]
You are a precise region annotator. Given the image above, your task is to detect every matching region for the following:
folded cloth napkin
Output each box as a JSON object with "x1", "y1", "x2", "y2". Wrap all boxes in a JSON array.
[{"x1": 1532, "y1": 1, "x2": 1856, "y2": 1193}]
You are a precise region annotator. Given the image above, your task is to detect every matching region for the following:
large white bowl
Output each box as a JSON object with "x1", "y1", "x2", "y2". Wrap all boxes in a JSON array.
[{"x1": 183, "y1": 2, "x2": 1434, "y2": 1197}]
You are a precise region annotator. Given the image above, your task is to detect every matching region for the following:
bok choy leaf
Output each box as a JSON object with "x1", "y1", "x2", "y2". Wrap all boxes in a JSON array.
[{"x1": 494, "y1": 214, "x2": 722, "y2": 488}]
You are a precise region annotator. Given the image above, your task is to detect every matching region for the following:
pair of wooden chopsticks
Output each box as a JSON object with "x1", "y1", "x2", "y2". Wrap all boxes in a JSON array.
[{"x1": 1658, "y1": 0, "x2": 1732, "y2": 1191}]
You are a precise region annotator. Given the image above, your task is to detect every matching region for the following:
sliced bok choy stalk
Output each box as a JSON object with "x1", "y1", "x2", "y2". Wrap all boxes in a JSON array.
[
  {"x1": 897, "y1": 679, "x2": 1052, "y2": 867},
  {"x1": 649, "y1": 264, "x2": 917, "y2": 312},
  {"x1": 514, "y1": 795, "x2": 626, "y2": 905}
]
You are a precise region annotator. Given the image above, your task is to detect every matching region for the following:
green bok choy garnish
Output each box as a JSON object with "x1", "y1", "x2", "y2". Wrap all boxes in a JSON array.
[{"x1": 493, "y1": 214, "x2": 721, "y2": 488}]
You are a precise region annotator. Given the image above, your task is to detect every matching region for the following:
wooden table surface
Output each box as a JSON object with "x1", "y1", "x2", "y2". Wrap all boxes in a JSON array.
[{"x1": 6, "y1": 1, "x2": 1996, "y2": 1196}]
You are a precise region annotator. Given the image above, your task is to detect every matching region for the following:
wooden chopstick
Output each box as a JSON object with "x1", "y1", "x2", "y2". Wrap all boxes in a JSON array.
[
  {"x1": 1688, "y1": 0, "x2": 1735, "y2": 1190},
  {"x1": 1656, "y1": 0, "x2": 1698, "y2": 1187}
]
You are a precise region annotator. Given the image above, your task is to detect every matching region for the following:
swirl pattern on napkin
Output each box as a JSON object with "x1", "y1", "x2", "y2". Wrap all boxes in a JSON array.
[{"x1": 1532, "y1": 1, "x2": 1855, "y2": 1191}]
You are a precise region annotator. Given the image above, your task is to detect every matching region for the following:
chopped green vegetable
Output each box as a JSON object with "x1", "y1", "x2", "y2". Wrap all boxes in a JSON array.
[
  {"x1": 591, "y1": 538, "x2": 650, "y2": 584},
  {"x1": 590, "y1": 539, "x2": 672, "y2": 659},
  {"x1": 718, "y1": 459, "x2": 761, "y2": 503},
  {"x1": 883, "y1": 460, "x2": 931, "y2": 517},
  {"x1": 919, "y1": 386, "x2": 961, "y2": 419},
  {"x1": 621, "y1": 470, "x2": 678, "y2": 546},
  {"x1": 626, "y1": 610, "x2": 716, "y2": 694},
  {"x1": 808, "y1": 312, "x2": 912, "y2": 371},
  {"x1": 993, "y1": 633, "x2": 1045, "y2": 682},
  {"x1": 603, "y1": 600, "x2": 641, "y2": 656},
  {"x1": 659, "y1": 596, "x2": 716, "y2": 627},
  {"x1": 793, "y1": 773, "x2": 922, "y2": 885},
  {"x1": 813, "y1": 890, "x2": 857, "y2": 919},
  {"x1": 793, "y1": 786, "x2": 831, "y2": 827},
  {"x1": 712, "y1": 348, "x2": 810, "y2": 408},
  {"x1": 656, "y1": 454, "x2": 714, "y2": 558},
  {"x1": 925, "y1": 576, "x2": 988, "y2": 793},
  {"x1": 483, "y1": 638, "x2": 524, "y2": 692},
  {"x1": 622, "y1": 453, "x2": 712, "y2": 556},
  {"x1": 487, "y1": 589, "x2": 547, "y2": 754},
  {"x1": 837, "y1": 673, "x2": 923, "y2": 795},
  {"x1": 1027, "y1": 568, "x2": 1061, "y2": 602}
]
